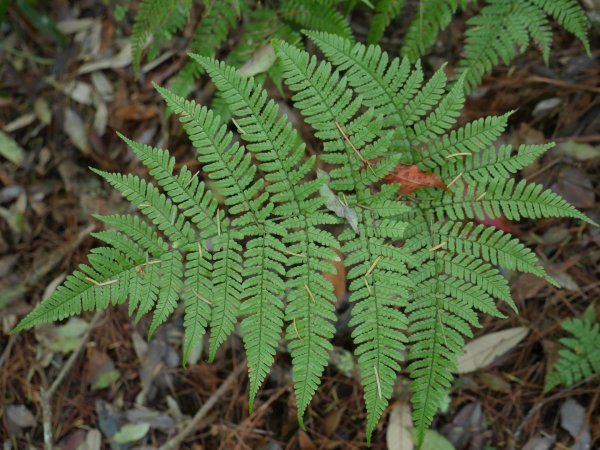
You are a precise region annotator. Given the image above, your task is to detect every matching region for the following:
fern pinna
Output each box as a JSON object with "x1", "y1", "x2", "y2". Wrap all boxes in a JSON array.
[{"x1": 13, "y1": 34, "x2": 596, "y2": 445}]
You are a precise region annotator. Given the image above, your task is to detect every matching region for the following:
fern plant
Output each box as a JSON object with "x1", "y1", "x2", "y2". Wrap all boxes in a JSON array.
[
  {"x1": 545, "y1": 307, "x2": 600, "y2": 393},
  {"x1": 371, "y1": 0, "x2": 591, "y2": 91},
  {"x1": 129, "y1": 0, "x2": 353, "y2": 97},
  {"x1": 12, "y1": 35, "x2": 596, "y2": 446}
]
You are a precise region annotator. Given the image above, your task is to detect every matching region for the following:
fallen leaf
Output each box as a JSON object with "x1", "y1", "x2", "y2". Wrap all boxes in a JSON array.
[
  {"x1": 317, "y1": 169, "x2": 359, "y2": 233},
  {"x1": 93, "y1": 93, "x2": 109, "y2": 136},
  {"x1": 35, "y1": 318, "x2": 89, "y2": 354},
  {"x1": 112, "y1": 423, "x2": 150, "y2": 445},
  {"x1": 114, "y1": 103, "x2": 158, "y2": 121},
  {"x1": 553, "y1": 141, "x2": 600, "y2": 161},
  {"x1": 240, "y1": 43, "x2": 276, "y2": 77},
  {"x1": 440, "y1": 402, "x2": 484, "y2": 448},
  {"x1": 385, "y1": 164, "x2": 447, "y2": 196},
  {"x1": 0, "y1": 130, "x2": 25, "y2": 166},
  {"x1": 56, "y1": 18, "x2": 95, "y2": 34},
  {"x1": 474, "y1": 213, "x2": 511, "y2": 232},
  {"x1": 548, "y1": 271, "x2": 579, "y2": 291},
  {"x1": 477, "y1": 372, "x2": 511, "y2": 393},
  {"x1": 323, "y1": 249, "x2": 346, "y2": 302},
  {"x1": 553, "y1": 167, "x2": 595, "y2": 209},
  {"x1": 52, "y1": 80, "x2": 94, "y2": 105},
  {"x1": 522, "y1": 435, "x2": 555, "y2": 450},
  {"x1": 419, "y1": 430, "x2": 456, "y2": 450},
  {"x1": 457, "y1": 327, "x2": 529, "y2": 373},
  {"x1": 514, "y1": 273, "x2": 546, "y2": 300},
  {"x1": 386, "y1": 402, "x2": 414, "y2": 450},
  {"x1": 2, "y1": 113, "x2": 35, "y2": 132},
  {"x1": 92, "y1": 359, "x2": 121, "y2": 390},
  {"x1": 298, "y1": 430, "x2": 317, "y2": 450},
  {"x1": 64, "y1": 108, "x2": 89, "y2": 154},
  {"x1": 532, "y1": 97, "x2": 561, "y2": 117},
  {"x1": 7, "y1": 404, "x2": 37, "y2": 428},
  {"x1": 78, "y1": 43, "x2": 132, "y2": 74},
  {"x1": 560, "y1": 399, "x2": 591, "y2": 450},
  {"x1": 125, "y1": 408, "x2": 176, "y2": 432},
  {"x1": 323, "y1": 407, "x2": 344, "y2": 437},
  {"x1": 78, "y1": 429, "x2": 102, "y2": 450},
  {"x1": 34, "y1": 98, "x2": 52, "y2": 125},
  {"x1": 91, "y1": 71, "x2": 115, "y2": 102}
]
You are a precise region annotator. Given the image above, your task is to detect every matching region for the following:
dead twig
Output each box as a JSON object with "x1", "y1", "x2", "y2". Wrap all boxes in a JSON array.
[
  {"x1": 510, "y1": 372, "x2": 600, "y2": 450},
  {"x1": 40, "y1": 311, "x2": 103, "y2": 450},
  {"x1": 160, "y1": 362, "x2": 246, "y2": 450}
]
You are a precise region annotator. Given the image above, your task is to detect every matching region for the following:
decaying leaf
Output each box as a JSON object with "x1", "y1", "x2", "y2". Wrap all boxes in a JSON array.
[
  {"x1": 6, "y1": 404, "x2": 37, "y2": 429},
  {"x1": 560, "y1": 399, "x2": 591, "y2": 450},
  {"x1": 317, "y1": 169, "x2": 359, "y2": 233},
  {"x1": 0, "y1": 130, "x2": 25, "y2": 166},
  {"x1": 240, "y1": 43, "x2": 276, "y2": 77},
  {"x1": 385, "y1": 164, "x2": 447, "y2": 196},
  {"x1": 457, "y1": 327, "x2": 529, "y2": 373},
  {"x1": 64, "y1": 108, "x2": 89, "y2": 154},
  {"x1": 112, "y1": 422, "x2": 150, "y2": 444},
  {"x1": 386, "y1": 402, "x2": 414, "y2": 450}
]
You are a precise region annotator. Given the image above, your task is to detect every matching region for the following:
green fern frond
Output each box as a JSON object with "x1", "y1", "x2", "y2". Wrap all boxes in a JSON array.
[
  {"x1": 401, "y1": 0, "x2": 468, "y2": 61},
  {"x1": 458, "y1": 0, "x2": 590, "y2": 90},
  {"x1": 12, "y1": 35, "x2": 597, "y2": 448},
  {"x1": 281, "y1": 0, "x2": 353, "y2": 40},
  {"x1": 171, "y1": 0, "x2": 242, "y2": 97},
  {"x1": 207, "y1": 231, "x2": 244, "y2": 362},
  {"x1": 306, "y1": 30, "x2": 411, "y2": 122},
  {"x1": 240, "y1": 232, "x2": 288, "y2": 409},
  {"x1": 545, "y1": 307, "x2": 600, "y2": 392},
  {"x1": 182, "y1": 243, "x2": 213, "y2": 365},
  {"x1": 367, "y1": 0, "x2": 405, "y2": 44},
  {"x1": 131, "y1": 0, "x2": 192, "y2": 76},
  {"x1": 426, "y1": 178, "x2": 597, "y2": 226},
  {"x1": 157, "y1": 83, "x2": 292, "y2": 400},
  {"x1": 149, "y1": 250, "x2": 184, "y2": 337},
  {"x1": 530, "y1": 0, "x2": 591, "y2": 54},
  {"x1": 306, "y1": 31, "x2": 464, "y2": 160},
  {"x1": 275, "y1": 39, "x2": 413, "y2": 441},
  {"x1": 439, "y1": 143, "x2": 554, "y2": 183},
  {"x1": 154, "y1": 84, "x2": 271, "y2": 226},
  {"x1": 193, "y1": 54, "x2": 340, "y2": 421},
  {"x1": 434, "y1": 221, "x2": 555, "y2": 284},
  {"x1": 90, "y1": 169, "x2": 195, "y2": 247},
  {"x1": 93, "y1": 214, "x2": 168, "y2": 256},
  {"x1": 190, "y1": 54, "x2": 320, "y2": 215},
  {"x1": 418, "y1": 112, "x2": 512, "y2": 167},
  {"x1": 117, "y1": 134, "x2": 221, "y2": 233}
]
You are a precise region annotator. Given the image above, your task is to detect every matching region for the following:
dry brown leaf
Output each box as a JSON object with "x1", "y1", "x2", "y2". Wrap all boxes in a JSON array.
[
  {"x1": 385, "y1": 164, "x2": 447, "y2": 196},
  {"x1": 457, "y1": 327, "x2": 529, "y2": 373},
  {"x1": 114, "y1": 103, "x2": 158, "y2": 121},
  {"x1": 298, "y1": 430, "x2": 317, "y2": 450}
]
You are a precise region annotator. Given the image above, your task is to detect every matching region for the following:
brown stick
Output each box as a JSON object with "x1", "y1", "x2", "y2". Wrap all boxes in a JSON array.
[
  {"x1": 41, "y1": 312, "x2": 103, "y2": 450},
  {"x1": 159, "y1": 362, "x2": 246, "y2": 450}
]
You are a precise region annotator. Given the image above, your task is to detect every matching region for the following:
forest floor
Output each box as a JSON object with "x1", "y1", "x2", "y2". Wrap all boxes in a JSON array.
[{"x1": 1, "y1": 2, "x2": 599, "y2": 450}]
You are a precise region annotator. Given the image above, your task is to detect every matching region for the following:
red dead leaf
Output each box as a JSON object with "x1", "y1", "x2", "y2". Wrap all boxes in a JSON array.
[
  {"x1": 114, "y1": 103, "x2": 158, "y2": 121},
  {"x1": 385, "y1": 164, "x2": 448, "y2": 196},
  {"x1": 474, "y1": 214, "x2": 511, "y2": 232}
]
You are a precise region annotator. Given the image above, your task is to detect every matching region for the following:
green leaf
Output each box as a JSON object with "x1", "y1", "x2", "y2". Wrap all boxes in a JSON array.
[
  {"x1": 112, "y1": 423, "x2": 150, "y2": 444},
  {"x1": 0, "y1": 130, "x2": 25, "y2": 166}
]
